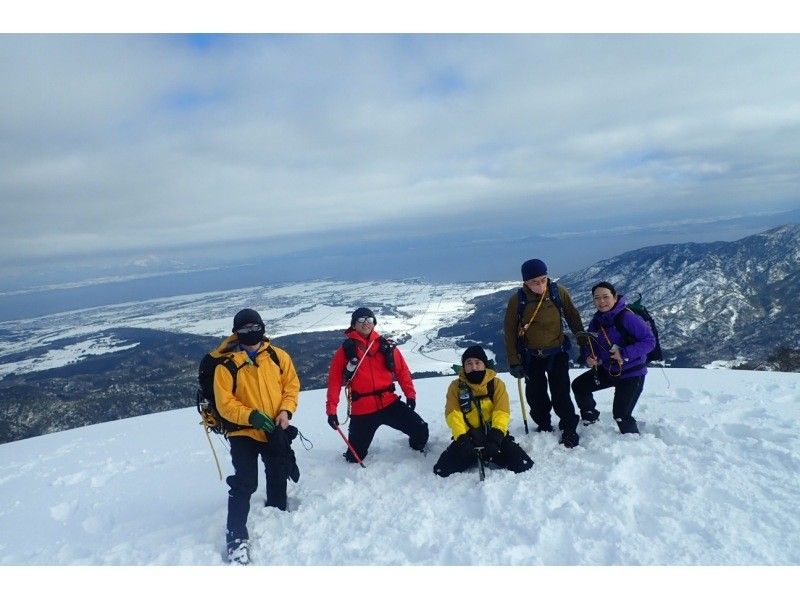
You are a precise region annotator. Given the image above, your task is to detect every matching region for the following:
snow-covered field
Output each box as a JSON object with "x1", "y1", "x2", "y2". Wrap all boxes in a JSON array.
[
  {"x1": 1, "y1": 368, "x2": 798, "y2": 570},
  {"x1": 0, "y1": 279, "x2": 518, "y2": 380}
]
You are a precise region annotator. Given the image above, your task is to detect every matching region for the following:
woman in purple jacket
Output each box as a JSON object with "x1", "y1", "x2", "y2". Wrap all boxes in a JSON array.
[{"x1": 572, "y1": 282, "x2": 656, "y2": 434}]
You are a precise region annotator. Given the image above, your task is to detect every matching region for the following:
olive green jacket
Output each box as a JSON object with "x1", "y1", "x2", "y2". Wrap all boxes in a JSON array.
[{"x1": 503, "y1": 280, "x2": 585, "y2": 367}]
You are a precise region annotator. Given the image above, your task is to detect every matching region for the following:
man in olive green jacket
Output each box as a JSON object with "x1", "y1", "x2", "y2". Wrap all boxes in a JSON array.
[{"x1": 503, "y1": 259, "x2": 584, "y2": 448}]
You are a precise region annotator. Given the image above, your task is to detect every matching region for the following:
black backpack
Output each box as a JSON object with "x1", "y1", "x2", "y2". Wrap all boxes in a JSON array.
[
  {"x1": 613, "y1": 294, "x2": 664, "y2": 363},
  {"x1": 196, "y1": 343, "x2": 283, "y2": 436}
]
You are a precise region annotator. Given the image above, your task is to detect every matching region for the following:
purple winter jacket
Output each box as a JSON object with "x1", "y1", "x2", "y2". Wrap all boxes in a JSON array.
[{"x1": 579, "y1": 295, "x2": 656, "y2": 379}]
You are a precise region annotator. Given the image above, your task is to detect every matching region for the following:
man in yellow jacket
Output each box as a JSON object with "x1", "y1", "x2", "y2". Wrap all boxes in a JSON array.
[
  {"x1": 213, "y1": 308, "x2": 300, "y2": 565},
  {"x1": 433, "y1": 345, "x2": 533, "y2": 477}
]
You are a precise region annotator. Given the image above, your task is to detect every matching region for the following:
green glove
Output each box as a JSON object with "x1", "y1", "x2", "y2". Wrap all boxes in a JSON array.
[{"x1": 249, "y1": 410, "x2": 276, "y2": 433}]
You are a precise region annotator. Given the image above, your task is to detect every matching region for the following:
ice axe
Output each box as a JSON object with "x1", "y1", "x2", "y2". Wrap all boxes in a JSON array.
[{"x1": 334, "y1": 425, "x2": 366, "y2": 468}]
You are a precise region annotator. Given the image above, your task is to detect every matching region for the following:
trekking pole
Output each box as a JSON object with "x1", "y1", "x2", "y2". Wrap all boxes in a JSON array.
[
  {"x1": 201, "y1": 420, "x2": 224, "y2": 481},
  {"x1": 476, "y1": 447, "x2": 486, "y2": 482},
  {"x1": 516, "y1": 378, "x2": 529, "y2": 435},
  {"x1": 658, "y1": 362, "x2": 671, "y2": 389},
  {"x1": 577, "y1": 331, "x2": 601, "y2": 386},
  {"x1": 335, "y1": 425, "x2": 366, "y2": 468}
]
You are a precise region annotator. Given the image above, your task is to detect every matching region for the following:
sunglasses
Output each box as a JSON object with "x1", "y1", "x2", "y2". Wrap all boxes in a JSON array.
[
  {"x1": 236, "y1": 323, "x2": 264, "y2": 334},
  {"x1": 355, "y1": 316, "x2": 375, "y2": 324}
]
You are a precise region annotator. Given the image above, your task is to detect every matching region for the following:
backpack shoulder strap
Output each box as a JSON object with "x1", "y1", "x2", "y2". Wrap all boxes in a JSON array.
[
  {"x1": 613, "y1": 308, "x2": 635, "y2": 346},
  {"x1": 487, "y1": 378, "x2": 495, "y2": 400},
  {"x1": 549, "y1": 280, "x2": 564, "y2": 314},
  {"x1": 265, "y1": 345, "x2": 283, "y2": 374},
  {"x1": 342, "y1": 338, "x2": 358, "y2": 361},
  {"x1": 379, "y1": 336, "x2": 396, "y2": 372},
  {"x1": 516, "y1": 287, "x2": 528, "y2": 324},
  {"x1": 222, "y1": 358, "x2": 240, "y2": 393},
  {"x1": 209, "y1": 356, "x2": 243, "y2": 394}
]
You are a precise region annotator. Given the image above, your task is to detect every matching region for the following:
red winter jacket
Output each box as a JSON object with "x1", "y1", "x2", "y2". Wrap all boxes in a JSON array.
[{"x1": 326, "y1": 328, "x2": 416, "y2": 416}]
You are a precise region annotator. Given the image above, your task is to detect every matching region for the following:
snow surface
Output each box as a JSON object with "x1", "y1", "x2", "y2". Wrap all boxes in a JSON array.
[{"x1": 1, "y1": 368, "x2": 798, "y2": 569}]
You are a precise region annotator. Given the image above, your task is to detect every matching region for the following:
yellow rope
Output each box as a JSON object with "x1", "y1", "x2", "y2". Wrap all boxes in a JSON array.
[
  {"x1": 518, "y1": 283, "x2": 548, "y2": 337},
  {"x1": 202, "y1": 420, "x2": 224, "y2": 481}
]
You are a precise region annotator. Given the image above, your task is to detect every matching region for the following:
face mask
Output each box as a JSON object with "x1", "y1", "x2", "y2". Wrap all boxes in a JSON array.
[
  {"x1": 465, "y1": 370, "x2": 486, "y2": 385},
  {"x1": 238, "y1": 330, "x2": 263, "y2": 346}
]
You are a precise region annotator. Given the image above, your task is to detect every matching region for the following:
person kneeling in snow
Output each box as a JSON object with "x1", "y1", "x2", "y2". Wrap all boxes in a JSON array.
[
  {"x1": 434, "y1": 345, "x2": 533, "y2": 477},
  {"x1": 326, "y1": 307, "x2": 429, "y2": 463},
  {"x1": 214, "y1": 308, "x2": 301, "y2": 565}
]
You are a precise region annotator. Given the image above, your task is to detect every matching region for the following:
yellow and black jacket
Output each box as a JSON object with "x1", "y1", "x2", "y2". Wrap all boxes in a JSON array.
[
  {"x1": 212, "y1": 335, "x2": 300, "y2": 443},
  {"x1": 444, "y1": 369, "x2": 510, "y2": 440}
]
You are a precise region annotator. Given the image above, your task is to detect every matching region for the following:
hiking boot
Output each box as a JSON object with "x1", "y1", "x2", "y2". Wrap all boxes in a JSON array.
[
  {"x1": 581, "y1": 409, "x2": 600, "y2": 426},
  {"x1": 535, "y1": 424, "x2": 554, "y2": 433},
  {"x1": 343, "y1": 450, "x2": 361, "y2": 463},
  {"x1": 559, "y1": 430, "x2": 579, "y2": 448},
  {"x1": 227, "y1": 539, "x2": 250, "y2": 565}
]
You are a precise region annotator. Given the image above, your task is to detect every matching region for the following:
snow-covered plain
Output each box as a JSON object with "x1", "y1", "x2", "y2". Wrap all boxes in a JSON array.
[
  {"x1": 1, "y1": 368, "x2": 798, "y2": 568},
  {"x1": 0, "y1": 279, "x2": 518, "y2": 380}
]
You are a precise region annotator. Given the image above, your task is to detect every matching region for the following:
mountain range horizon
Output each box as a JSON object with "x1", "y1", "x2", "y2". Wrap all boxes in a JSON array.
[{"x1": 1, "y1": 223, "x2": 798, "y2": 444}]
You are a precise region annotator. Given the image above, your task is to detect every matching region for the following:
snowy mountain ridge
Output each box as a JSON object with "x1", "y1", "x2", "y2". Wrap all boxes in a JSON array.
[{"x1": 558, "y1": 224, "x2": 800, "y2": 366}]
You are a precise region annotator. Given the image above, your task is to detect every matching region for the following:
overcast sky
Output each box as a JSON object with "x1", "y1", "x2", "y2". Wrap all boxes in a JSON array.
[{"x1": 1, "y1": 31, "x2": 799, "y2": 286}]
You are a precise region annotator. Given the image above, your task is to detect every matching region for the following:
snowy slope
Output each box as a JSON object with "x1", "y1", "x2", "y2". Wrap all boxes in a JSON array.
[{"x1": 1, "y1": 369, "x2": 798, "y2": 567}]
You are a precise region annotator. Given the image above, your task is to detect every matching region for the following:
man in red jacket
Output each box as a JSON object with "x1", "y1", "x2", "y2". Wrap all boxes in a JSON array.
[{"x1": 326, "y1": 307, "x2": 429, "y2": 463}]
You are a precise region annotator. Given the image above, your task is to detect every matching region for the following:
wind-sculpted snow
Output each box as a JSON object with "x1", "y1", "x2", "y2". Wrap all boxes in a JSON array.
[
  {"x1": 0, "y1": 279, "x2": 518, "y2": 379},
  {"x1": 1, "y1": 369, "x2": 798, "y2": 565}
]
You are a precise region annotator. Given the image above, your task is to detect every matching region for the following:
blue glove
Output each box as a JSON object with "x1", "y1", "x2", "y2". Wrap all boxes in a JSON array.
[
  {"x1": 509, "y1": 364, "x2": 526, "y2": 379},
  {"x1": 406, "y1": 397, "x2": 416, "y2": 411},
  {"x1": 327, "y1": 414, "x2": 340, "y2": 430}
]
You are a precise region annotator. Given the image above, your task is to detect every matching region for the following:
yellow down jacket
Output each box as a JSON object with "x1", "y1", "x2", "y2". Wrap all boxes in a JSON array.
[
  {"x1": 444, "y1": 369, "x2": 510, "y2": 440},
  {"x1": 212, "y1": 335, "x2": 300, "y2": 442}
]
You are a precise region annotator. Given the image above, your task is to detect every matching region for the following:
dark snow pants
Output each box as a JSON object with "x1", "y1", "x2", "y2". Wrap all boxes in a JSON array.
[
  {"x1": 226, "y1": 433, "x2": 292, "y2": 548},
  {"x1": 572, "y1": 368, "x2": 645, "y2": 434},
  {"x1": 345, "y1": 399, "x2": 429, "y2": 462},
  {"x1": 433, "y1": 433, "x2": 533, "y2": 477},
  {"x1": 524, "y1": 351, "x2": 579, "y2": 432}
]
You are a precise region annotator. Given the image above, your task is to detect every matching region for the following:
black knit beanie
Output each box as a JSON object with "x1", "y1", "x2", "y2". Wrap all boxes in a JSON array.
[
  {"x1": 350, "y1": 307, "x2": 377, "y2": 327},
  {"x1": 521, "y1": 258, "x2": 547, "y2": 280},
  {"x1": 233, "y1": 308, "x2": 264, "y2": 331},
  {"x1": 461, "y1": 345, "x2": 489, "y2": 367}
]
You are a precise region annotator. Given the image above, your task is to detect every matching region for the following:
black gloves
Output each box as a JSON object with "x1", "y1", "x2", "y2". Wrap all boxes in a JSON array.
[
  {"x1": 509, "y1": 364, "x2": 526, "y2": 379},
  {"x1": 455, "y1": 434, "x2": 475, "y2": 459},
  {"x1": 266, "y1": 425, "x2": 300, "y2": 483},
  {"x1": 327, "y1": 414, "x2": 339, "y2": 430},
  {"x1": 406, "y1": 397, "x2": 416, "y2": 411},
  {"x1": 467, "y1": 427, "x2": 487, "y2": 448},
  {"x1": 483, "y1": 428, "x2": 505, "y2": 459}
]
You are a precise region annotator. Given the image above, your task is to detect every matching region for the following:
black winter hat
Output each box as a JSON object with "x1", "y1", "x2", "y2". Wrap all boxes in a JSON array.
[
  {"x1": 350, "y1": 307, "x2": 376, "y2": 327},
  {"x1": 233, "y1": 308, "x2": 264, "y2": 331},
  {"x1": 521, "y1": 258, "x2": 547, "y2": 280},
  {"x1": 461, "y1": 345, "x2": 489, "y2": 367}
]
